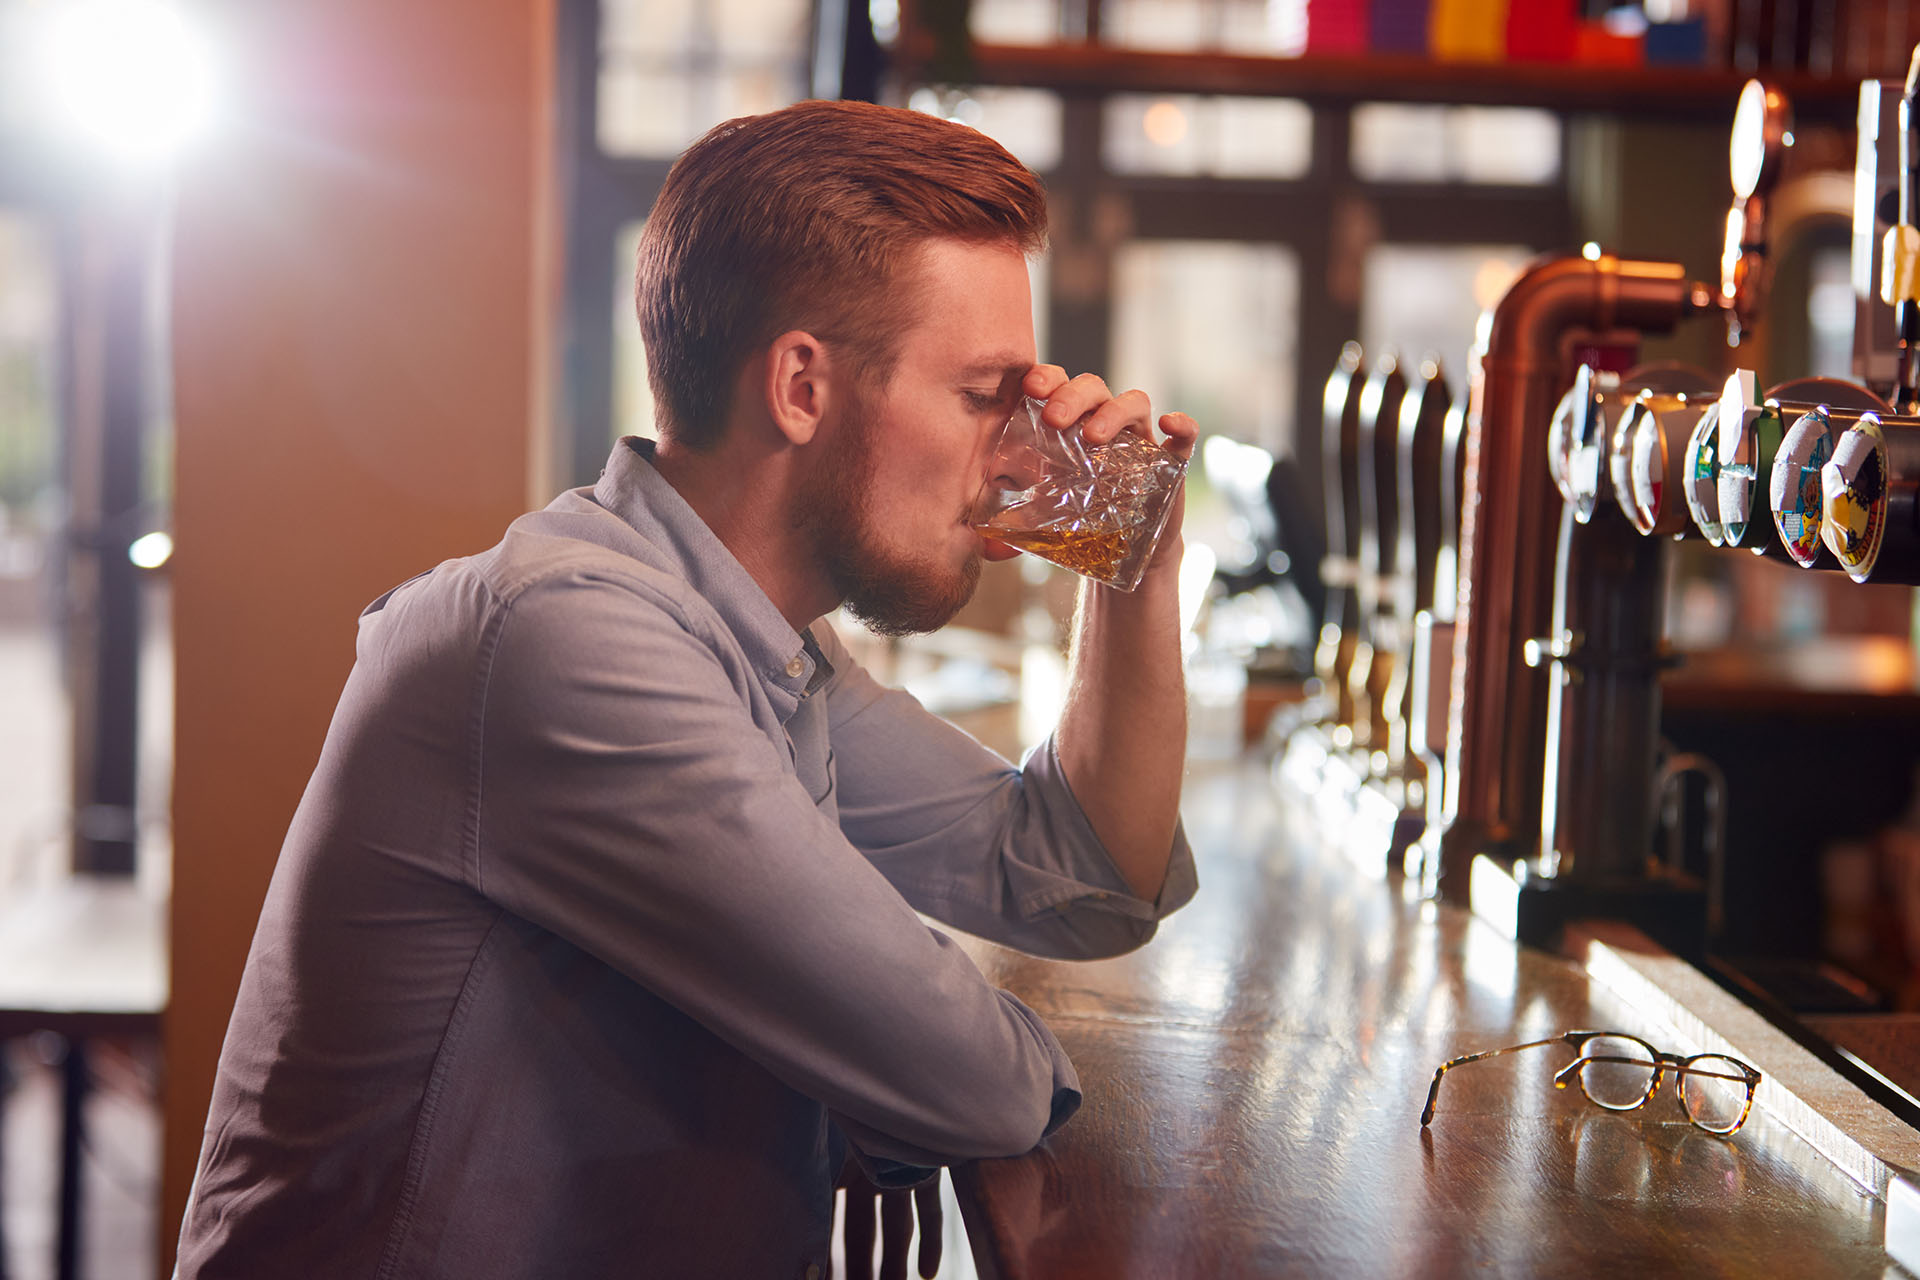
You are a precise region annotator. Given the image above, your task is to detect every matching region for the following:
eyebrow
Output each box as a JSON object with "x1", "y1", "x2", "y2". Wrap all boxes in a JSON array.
[{"x1": 956, "y1": 355, "x2": 1031, "y2": 382}]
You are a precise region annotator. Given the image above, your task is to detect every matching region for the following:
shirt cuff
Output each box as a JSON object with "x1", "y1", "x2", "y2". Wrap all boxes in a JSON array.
[{"x1": 1006, "y1": 738, "x2": 1199, "y2": 923}]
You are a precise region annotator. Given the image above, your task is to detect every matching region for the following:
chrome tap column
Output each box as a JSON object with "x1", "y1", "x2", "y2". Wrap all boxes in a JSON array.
[{"x1": 1436, "y1": 253, "x2": 1710, "y2": 894}]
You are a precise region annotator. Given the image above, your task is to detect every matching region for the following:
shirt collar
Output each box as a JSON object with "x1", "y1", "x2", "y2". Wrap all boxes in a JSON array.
[{"x1": 591, "y1": 438, "x2": 833, "y2": 708}]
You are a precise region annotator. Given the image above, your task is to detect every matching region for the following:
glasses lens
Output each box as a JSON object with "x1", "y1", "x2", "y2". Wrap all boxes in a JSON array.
[
  {"x1": 1577, "y1": 1035, "x2": 1658, "y2": 1109},
  {"x1": 1680, "y1": 1055, "x2": 1752, "y2": 1133}
]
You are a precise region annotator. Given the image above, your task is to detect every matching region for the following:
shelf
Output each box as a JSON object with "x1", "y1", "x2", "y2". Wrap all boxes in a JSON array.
[{"x1": 897, "y1": 39, "x2": 1868, "y2": 123}]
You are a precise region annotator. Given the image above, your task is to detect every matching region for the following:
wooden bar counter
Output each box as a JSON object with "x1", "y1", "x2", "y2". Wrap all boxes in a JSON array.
[{"x1": 947, "y1": 763, "x2": 1895, "y2": 1277}]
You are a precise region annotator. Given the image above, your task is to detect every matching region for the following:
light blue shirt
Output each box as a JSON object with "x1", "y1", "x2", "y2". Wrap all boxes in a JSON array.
[{"x1": 176, "y1": 438, "x2": 1196, "y2": 1279}]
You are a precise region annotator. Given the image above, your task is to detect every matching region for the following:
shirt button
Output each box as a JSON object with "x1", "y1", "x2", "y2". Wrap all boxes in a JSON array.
[{"x1": 785, "y1": 656, "x2": 806, "y2": 678}]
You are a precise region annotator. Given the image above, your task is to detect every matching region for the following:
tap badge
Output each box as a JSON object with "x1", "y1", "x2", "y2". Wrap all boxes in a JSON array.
[
  {"x1": 1821, "y1": 417, "x2": 1887, "y2": 583},
  {"x1": 1684, "y1": 408, "x2": 1724, "y2": 546},
  {"x1": 1769, "y1": 408, "x2": 1832, "y2": 568}
]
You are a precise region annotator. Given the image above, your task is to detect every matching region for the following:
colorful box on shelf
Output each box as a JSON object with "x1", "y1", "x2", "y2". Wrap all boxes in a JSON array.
[
  {"x1": 1575, "y1": 20, "x2": 1643, "y2": 68},
  {"x1": 1371, "y1": 0, "x2": 1432, "y2": 56},
  {"x1": 1304, "y1": 0, "x2": 1369, "y2": 55},
  {"x1": 1506, "y1": 0, "x2": 1576, "y2": 61},
  {"x1": 1644, "y1": 17, "x2": 1707, "y2": 65},
  {"x1": 1428, "y1": 0, "x2": 1507, "y2": 61}
]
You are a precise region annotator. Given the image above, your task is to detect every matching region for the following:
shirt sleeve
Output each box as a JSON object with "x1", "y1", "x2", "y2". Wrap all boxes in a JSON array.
[
  {"x1": 812, "y1": 621, "x2": 1198, "y2": 960},
  {"x1": 471, "y1": 571, "x2": 1079, "y2": 1169}
]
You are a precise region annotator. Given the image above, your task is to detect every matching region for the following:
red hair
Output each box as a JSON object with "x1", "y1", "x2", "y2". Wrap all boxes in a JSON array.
[{"x1": 635, "y1": 99, "x2": 1048, "y2": 449}]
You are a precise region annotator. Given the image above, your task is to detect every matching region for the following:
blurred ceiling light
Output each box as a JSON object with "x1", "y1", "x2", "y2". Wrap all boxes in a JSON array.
[
  {"x1": 1142, "y1": 100, "x2": 1188, "y2": 149},
  {"x1": 34, "y1": 0, "x2": 221, "y2": 168}
]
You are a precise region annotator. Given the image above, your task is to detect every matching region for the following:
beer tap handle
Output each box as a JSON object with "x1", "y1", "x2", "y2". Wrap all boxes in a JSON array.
[
  {"x1": 1721, "y1": 80, "x2": 1791, "y2": 347},
  {"x1": 1820, "y1": 414, "x2": 1920, "y2": 584},
  {"x1": 1314, "y1": 343, "x2": 1367, "y2": 732}
]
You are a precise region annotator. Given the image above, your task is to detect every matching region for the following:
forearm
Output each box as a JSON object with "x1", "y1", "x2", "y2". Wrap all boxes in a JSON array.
[{"x1": 1054, "y1": 535, "x2": 1188, "y2": 902}]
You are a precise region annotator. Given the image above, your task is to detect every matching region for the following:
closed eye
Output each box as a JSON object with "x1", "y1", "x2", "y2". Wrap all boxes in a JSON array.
[{"x1": 963, "y1": 389, "x2": 1006, "y2": 413}]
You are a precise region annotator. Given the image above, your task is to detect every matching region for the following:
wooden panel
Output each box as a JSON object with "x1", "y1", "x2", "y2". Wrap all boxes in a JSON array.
[
  {"x1": 950, "y1": 764, "x2": 1891, "y2": 1277},
  {"x1": 163, "y1": 0, "x2": 557, "y2": 1267}
]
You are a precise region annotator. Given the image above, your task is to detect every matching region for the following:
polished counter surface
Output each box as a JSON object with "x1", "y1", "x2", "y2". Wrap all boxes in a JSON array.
[{"x1": 949, "y1": 763, "x2": 1893, "y2": 1278}]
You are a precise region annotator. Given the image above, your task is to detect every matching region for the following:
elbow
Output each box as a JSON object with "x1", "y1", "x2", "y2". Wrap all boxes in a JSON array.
[{"x1": 1021, "y1": 910, "x2": 1160, "y2": 962}]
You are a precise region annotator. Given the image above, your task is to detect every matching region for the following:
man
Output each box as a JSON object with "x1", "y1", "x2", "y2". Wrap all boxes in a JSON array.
[{"x1": 176, "y1": 98, "x2": 1197, "y2": 1278}]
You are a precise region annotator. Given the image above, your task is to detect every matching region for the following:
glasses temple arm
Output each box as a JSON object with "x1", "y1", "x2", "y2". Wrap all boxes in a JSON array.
[{"x1": 1420, "y1": 1036, "x2": 1568, "y2": 1126}]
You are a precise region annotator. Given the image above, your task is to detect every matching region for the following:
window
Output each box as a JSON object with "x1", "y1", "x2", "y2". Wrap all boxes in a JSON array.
[
  {"x1": 907, "y1": 86, "x2": 1063, "y2": 173},
  {"x1": 597, "y1": 0, "x2": 810, "y2": 157},
  {"x1": 1104, "y1": 95, "x2": 1312, "y2": 179},
  {"x1": 1110, "y1": 240, "x2": 1299, "y2": 456},
  {"x1": 1352, "y1": 104, "x2": 1561, "y2": 185},
  {"x1": 1359, "y1": 243, "x2": 1528, "y2": 380},
  {"x1": 970, "y1": 0, "x2": 1061, "y2": 44},
  {"x1": 612, "y1": 221, "x2": 654, "y2": 445},
  {"x1": 1104, "y1": 0, "x2": 1303, "y2": 54}
]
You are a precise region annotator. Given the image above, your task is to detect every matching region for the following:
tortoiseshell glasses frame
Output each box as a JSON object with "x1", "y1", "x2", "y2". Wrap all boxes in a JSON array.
[{"x1": 1420, "y1": 1030, "x2": 1761, "y2": 1136}]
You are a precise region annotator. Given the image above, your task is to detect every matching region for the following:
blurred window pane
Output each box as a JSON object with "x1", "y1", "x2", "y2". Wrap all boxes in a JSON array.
[
  {"x1": 908, "y1": 87, "x2": 1063, "y2": 173},
  {"x1": 1359, "y1": 244, "x2": 1528, "y2": 380},
  {"x1": 1807, "y1": 243, "x2": 1853, "y2": 380},
  {"x1": 971, "y1": 0, "x2": 1061, "y2": 43},
  {"x1": 0, "y1": 209, "x2": 66, "y2": 885},
  {"x1": 597, "y1": 0, "x2": 809, "y2": 157},
  {"x1": 1110, "y1": 240, "x2": 1298, "y2": 457},
  {"x1": 0, "y1": 1, "x2": 35, "y2": 134},
  {"x1": 1352, "y1": 104, "x2": 1560, "y2": 185},
  {"x1": 613, "y1": 221, "x2": 655, "y2": 445},
  {"x1": 1104, "y1": 96, "x2": 1311, "y2": 179},
  {"x1": 1105, "y1": 0, "x2": 1301, "y2": 54}
]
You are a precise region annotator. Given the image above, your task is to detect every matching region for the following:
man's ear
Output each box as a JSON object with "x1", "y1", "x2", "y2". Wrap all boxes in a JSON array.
[{"x1": 763, "y1": 329, "x2": 833, "y2": 447}]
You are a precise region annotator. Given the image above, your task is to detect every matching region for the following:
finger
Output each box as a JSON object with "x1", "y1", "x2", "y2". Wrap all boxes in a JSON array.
[
  {"x1": 1034, "y1": 372, "x2": 1116, "y2": 432},
  {"x1": 842, "y1": 1188, "x2": 876, "y2": 1280},
  {"x1": 1020, "y1": 364, "x2": 1069, "y2": 400},
  {"x1": 1073, "y1": 387, "x2": 1156, "y2": 447},
  {"x1": 1158, "y1": 411, "x2": 1199, "y2": 461},
  {"x1": 878, "y1": 1190, "x2": 913, "y2": 1280},
  {"x1": 914, "y1": 1181, "x2": 944, "y2": 1279}
]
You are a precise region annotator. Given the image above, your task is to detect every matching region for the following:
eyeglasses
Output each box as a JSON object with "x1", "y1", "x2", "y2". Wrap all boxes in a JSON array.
[{"x1": 1420, "y1": 1030, "x2": 1762, "y2": 1136}]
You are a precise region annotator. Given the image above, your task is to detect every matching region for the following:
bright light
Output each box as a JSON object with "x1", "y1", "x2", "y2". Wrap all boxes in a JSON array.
[
  {"x1": 1142, "y1": 100, "x2": 1189, "y2": 149},
  {"x1": 34, "y1": 0, "x2": 221, "y2": 168},
  {"x1": 1581, "y1": 241, "x2": 1602, "y2": 261},
  {"x1": 129, "y1": 531, "x2": 173, "y2": 569}
]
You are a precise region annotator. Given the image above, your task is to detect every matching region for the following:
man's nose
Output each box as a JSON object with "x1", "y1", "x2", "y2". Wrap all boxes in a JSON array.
[{"x1": 989, "y1": 443, "x2": 1047, "y2": 493}]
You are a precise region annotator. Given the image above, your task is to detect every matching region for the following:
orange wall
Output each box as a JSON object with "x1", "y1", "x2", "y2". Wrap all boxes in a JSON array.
[{"x1": 164, "y1": 0, "x2": 556, "y2": 1265}]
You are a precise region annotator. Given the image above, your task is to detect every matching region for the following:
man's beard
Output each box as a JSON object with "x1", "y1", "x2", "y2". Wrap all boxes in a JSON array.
[{"x1": 805, "y1": 395, "x2": 983, "y2": 637}]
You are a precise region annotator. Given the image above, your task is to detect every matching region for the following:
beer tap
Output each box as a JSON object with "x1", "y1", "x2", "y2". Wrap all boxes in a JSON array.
[
  {"x1": 1821, "y1": 415, "x2": 1920, "y2": 583},
  {"x1": 1613, "y1": 388, "x2": 1715, "y2": 539},
  {"x1": 1531, "y1": 361, "x2": 1715, "y2": 884},
  {"x1": 1352, "y1": 355, "x2": 1410, "y2": 756},
  {"x1": 1721, "y1": 81, "x2": 1790, "y2": 348},
  {"x1": 1432, "y1": 250, "x2": 1712, "y2": 897},
  {"x1": 1408, "y1": 381, "x2": 1469, "y2": 890},
  {"x1": 1711, "y1": 371, "x2": 1781, "y2": 555},
  {"x1": 1389, "y1": 360, "x2": 1453, "y2": 814},
  {"x1": 1314, "y1": 343, "x2": 1367, "y2": 739}
]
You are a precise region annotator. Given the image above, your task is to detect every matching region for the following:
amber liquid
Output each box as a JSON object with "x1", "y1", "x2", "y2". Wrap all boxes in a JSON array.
[{"x1": 976, "y1": 522, "x2": 1130, "y2": 580}]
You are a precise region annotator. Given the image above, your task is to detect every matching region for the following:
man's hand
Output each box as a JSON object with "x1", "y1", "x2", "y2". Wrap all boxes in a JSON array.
[
  {"x1": 1018, "y1": 365, "x2": 1199, "y2": 582},
  {"x1": 1020, "y1": 365, "x2": 1198, "y2": 463},
  {"x1": 837, "y1": 1158, "x2": 942, "y2": 1280}
]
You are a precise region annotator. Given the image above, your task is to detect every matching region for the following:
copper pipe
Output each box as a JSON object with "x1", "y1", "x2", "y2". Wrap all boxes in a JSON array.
[{"x1": 1436, "y1": 252, "x2": 1710, "y2": 895}]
